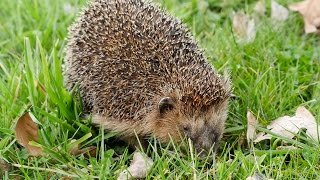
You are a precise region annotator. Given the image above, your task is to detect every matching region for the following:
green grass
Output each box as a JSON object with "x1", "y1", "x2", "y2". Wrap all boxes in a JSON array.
[{"x1": 0, "y1": 0, "x2": 319, "y2": 179}]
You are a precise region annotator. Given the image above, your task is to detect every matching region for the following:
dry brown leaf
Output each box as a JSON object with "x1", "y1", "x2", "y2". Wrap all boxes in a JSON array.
[
  {"x1": 247, "y1": 111, "x2": 258, "y2": 143},
  {"x1": 232, "y1": 12, "x2": 256, "y2": 43},
  {"x1": 254, "y1": 106, "x2": 318, "y2": 143},
  {"x1": 271, "y1": 1, "x2": 289, "y2": 22},
  {"x1": 289, "y1": 0, "x2": 320, "y2": 33},
  {"x1": 118, "y1": 151, "x2": 154, "y2": 180},
  {"x1": 15, "y1": 113, "x2": 43, "y2": 156}
]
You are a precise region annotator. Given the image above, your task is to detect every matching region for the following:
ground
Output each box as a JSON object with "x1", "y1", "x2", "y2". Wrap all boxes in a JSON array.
[{"x1": 0, "y1": 0, "x2": 319, "y2": 179}]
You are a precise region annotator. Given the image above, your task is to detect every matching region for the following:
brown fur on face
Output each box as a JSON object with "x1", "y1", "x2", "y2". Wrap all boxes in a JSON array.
[{"x1": 149, "y1": 91, "x2": 229, "y2": 154}]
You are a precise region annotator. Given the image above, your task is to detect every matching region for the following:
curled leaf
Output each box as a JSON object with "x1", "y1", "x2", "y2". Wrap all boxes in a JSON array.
[
  {"x1": 271, "y1": 1, "x2": 289, "y2": 22},
  {"x1": 247, "y1": 111, "x2": 258, "y2": 143},
  {"x1": 289, "y1": 0, "x2": 320, "y2": 33},
  {"x1": 254, "y1": 106, "x2": 319, "y2": 143},
  {"x1": 15, "y1": 113, "x2": 43, "y2": 156},
  {"x1": 232, "y1": 12, "x2": 256, "y2": 43}
]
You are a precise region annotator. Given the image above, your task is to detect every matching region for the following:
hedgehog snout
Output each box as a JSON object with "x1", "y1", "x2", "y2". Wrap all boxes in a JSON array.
[{"x1": 189, "y1": 126, "x2": 219, "y2": 158}]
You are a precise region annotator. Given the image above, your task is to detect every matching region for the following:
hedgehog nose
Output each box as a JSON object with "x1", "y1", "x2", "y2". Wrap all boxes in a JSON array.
[
  {"x1": 192, "y1": 128, "x2": 217, "y2": 158},
  {"x1": 194, "y1": 143, "x2": 215, "y2": 159},
  {"x1": 195, "y1": 145, "x2": 208, "y2": 159}
]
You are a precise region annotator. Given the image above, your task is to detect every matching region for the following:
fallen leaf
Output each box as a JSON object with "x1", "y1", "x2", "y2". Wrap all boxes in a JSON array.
[
  {"x1": 15, "y1": 112, "x2": 43, "y2": 156},
  {"x1": 254, "y1": 106, "x2": 319, "y2": 143},
  {"x1": 271, "y1": 1, "x2": 289, "y2": 22},
  {"x1": 289, "y1": 0, "x2": 320, "y2": 33},
  {"x1": 247, "y1": 111, "x2": 258, "y2": 143},
  {"x1": 254, "y1": 1, "x2": 266, "y2": 16},
  {"x1": 295, "y1": 106, "x2": 319, "y2": 141},
  {"x1": 232, "y1": 12, "x2": 256, "y2": 43},
  {"x1": 118, "y1": 151, "x2": 154, "y2": 180}
]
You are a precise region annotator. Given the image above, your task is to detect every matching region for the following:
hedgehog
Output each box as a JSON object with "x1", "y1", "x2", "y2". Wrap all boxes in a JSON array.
[{"x1": 64, "y1": 0, "x2": 231, "y2": 156}]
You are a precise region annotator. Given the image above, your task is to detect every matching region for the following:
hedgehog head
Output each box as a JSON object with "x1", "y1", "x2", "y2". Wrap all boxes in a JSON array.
[{"x1": 149, "y1": 74, "x2": 231, "y2": 156}]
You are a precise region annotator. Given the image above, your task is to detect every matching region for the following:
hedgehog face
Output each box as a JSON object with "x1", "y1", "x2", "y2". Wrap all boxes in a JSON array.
[
  {"x1": 179, "y1": 101, "x2": 228, "y2": 157},
  {"x1": 153, "y1": 96, "x2": 229, "y2": 157}
]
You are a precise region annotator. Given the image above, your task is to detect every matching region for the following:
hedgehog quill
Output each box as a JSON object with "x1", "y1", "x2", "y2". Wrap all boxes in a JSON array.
[{"x1": 64, "y1": 0, "x2": 231, "y2": 157}]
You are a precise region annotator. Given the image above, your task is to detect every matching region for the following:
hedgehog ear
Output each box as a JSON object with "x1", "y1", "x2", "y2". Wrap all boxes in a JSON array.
[{"x1": 158, "y1": 97, "x2": 175, "y2": 114}]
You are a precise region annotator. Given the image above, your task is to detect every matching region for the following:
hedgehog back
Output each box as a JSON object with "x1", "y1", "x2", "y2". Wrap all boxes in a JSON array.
[{"x1": 65, "y1": 0, "x2": 229, "y2": 121}]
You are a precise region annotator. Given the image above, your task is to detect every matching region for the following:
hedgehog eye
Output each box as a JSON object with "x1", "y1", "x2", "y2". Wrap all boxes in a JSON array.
[
  {"x1": 183, "y1": 125, "x2": 190, "y2": 132},
  {"x1": 158, "y1": 97, "x2": 175, "y2": 114}
]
